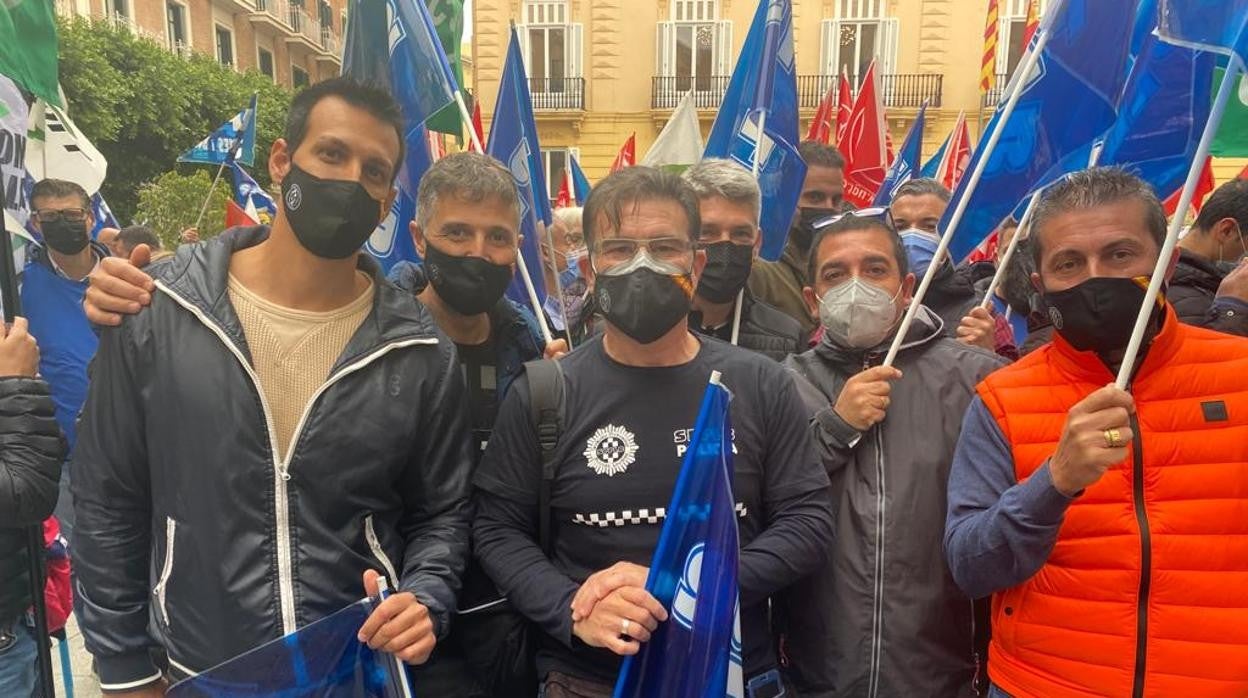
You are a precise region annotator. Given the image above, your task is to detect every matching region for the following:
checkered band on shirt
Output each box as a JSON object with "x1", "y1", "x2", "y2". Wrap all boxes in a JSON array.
[{"x1": 572, "y1": 502, "x2": 748, "y2": 527}]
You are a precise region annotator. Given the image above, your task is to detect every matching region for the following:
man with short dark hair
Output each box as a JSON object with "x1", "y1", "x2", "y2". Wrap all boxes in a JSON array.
[
  {"x1": 97, "y1": 227, "x2": 123, "y2": 257},
  {"x1": 22, "y1": 178, "x2": 110, "y2": 546},
  {"x1": 72, "y1": 76, "x2": 473, "y2": 697},
  {"x1": 684, "y1": 158, "x2": 803, "y2": 360},
  {"x1": 116, "y1": 225, "x2": 162, "y2": 258},
  {"x1": 779, "y1": 210, "x2": 1004, "y2": 697},
  {"x1": 474, "y1": 166, "x2": 835, "y2": 697},
  {"x1": 1171, "y1": 178, "x2": 1248, "y2": 336},
  {"x1": 946, "y1": 167, "x2": 1248, "y2": 697},
  {"x1": 748, "y1": 141, "x2": 846, "y2": 337}
]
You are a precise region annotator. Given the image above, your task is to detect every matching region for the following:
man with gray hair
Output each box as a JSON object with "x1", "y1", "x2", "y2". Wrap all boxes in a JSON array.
[
  {"x1": 946, "y1": 167, "x2": 1248, "y2": 697},
  {"x1": 684, "y1": 158, "x2": 804, "y2": 360}
]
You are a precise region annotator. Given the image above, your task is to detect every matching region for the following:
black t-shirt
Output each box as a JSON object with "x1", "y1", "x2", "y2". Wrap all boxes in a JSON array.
[
  {"x1": 456, "y1": 338, "x2": 498, "y2": 459},
  {"x1": 473, "y1": 334, "x2": 832, "y2": 684}
]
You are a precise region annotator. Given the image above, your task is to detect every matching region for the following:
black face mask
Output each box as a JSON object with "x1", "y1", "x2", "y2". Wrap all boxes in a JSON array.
[
  {"x1": 596, "y1": 267, "x2": 694, "y2": 344},
  {"x1": 696, "y1": 241, "x2": 754, "y2": 303},
  {"x1": 789, "y1": 207, "x2": 840, "y2": 252},
  {"x1": 281, "y1": 163, "x2": 383, "y2": 259},
  {"x1": 41, "y1": 218, "x2": 90, "y2": 255},
  {"x1": 1043, "y1": 276, "x2": 1165, "y2": 354},
  {"x1": 423, "y1": 242, "x2": 513, "y2": 316}
]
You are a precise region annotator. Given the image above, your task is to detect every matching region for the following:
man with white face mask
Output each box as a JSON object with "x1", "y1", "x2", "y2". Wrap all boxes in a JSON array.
[{"x1": 777, "y1": 211, "x2": 1005, "y2": 697}]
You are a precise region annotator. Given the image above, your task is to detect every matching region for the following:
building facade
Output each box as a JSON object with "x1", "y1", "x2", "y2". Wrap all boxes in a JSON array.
[
  {"x1": 473, "y1": 0, "x2": 1245, "y2": 199},
  {"x1": 53, "y1": 0, "x2": 345, "y2": 89}
]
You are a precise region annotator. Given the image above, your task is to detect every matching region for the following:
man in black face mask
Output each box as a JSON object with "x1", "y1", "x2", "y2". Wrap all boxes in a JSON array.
[
  {"x1": 748, "y1": 141, "x2": 846, "y2": 337},
  {"x1": 71, "y1": 77, "x2": 472, "y2": 697},
  {"x1": 474, "y1": 166, "x2": 835, "y2": 698},
  {"x1": 1171, "y1": 178, "x2": 1248, "y2": 336},
  {"x1": 22, "y1": 178, "x2": 110, "y2": 547},
  {"x1": 684, "y1": 159, "x2": 803, "y2": 361},
  {"x1": 945, "y1": 167, "x2": 1248, "y2": 698}
]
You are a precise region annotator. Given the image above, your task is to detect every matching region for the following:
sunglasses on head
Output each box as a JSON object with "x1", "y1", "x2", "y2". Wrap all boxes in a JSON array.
[{"x1": 813, "y1": 207, "x2": 896, "y2": 232}]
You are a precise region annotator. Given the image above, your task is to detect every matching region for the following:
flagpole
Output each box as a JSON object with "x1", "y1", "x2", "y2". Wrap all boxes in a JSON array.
[
  {"x1": 453, "y1": 89, "x2": 484, "y2": 153},
  {"x1": 191, "y1": 159, "x2": 229, "y2": 233},
  {"x1": 1115, "y1": 54, "x2": 1242, "y2": 389},
  {"x1": 979, "y1": 190, "x2": 1041, "y2": 310},
  {"x1": 545, "y1": 221, "x2": 575, "y2": 348},
  {"x1": 732, "y1": 109, "x2": 767, "y2": 345},
  {"x1": 517, "y1": 241, "x2": 554, "y2": 345},
  {"x1": 882, "y1": 19, "x2": 1053, "y2": 368}
]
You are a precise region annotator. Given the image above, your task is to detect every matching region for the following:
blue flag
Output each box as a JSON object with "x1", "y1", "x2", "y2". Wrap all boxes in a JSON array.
[
  {"x1": 920, "y1": 130, "x2": 949, "y2": 180},
  {"x1": 570, "y1": 154, "x2": 591, "y2": 206},
  {"x1": 614, "y1": 373, "x2": 744, "y2": 698},
  {"x1": 942, "y1": 0, "x2": 1136, "y2": 263},
  {"x1": 89, "y1": 192, "x2": 118, "y2": 236},
  {"x1": 167, "y1": 598, "x2": 408, "y2": 697},
  {"x1": 704, "y1": 0, "x2": 806, "y2": 262},
  {"x1": 178, "y1": 93, "x2": 257, "y2": 166},
  {"x1": 872, "y1": 103, "x2": 927, "y2": 206},
  {"x1": 230, "y1": 161, "x2": 277, "y2": 223},
  {"x1": 488, "y1": 26, "x2": 550, "y2": 305},
  {"x1": 343, "y1": 0, "x2": 452, "y2": 271},
  {"x1": 1158, "y1": 0, "x2": 1248, "y2": 65}
]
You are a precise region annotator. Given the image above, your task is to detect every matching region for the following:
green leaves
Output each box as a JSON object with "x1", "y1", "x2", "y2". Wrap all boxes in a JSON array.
[{"x1": 134, "y1": 169, "x2": 231, "y2": 249}]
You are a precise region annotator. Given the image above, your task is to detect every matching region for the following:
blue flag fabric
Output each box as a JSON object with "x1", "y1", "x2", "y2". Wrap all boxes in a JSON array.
[
  {"x1": 704, "y1": 0, "x2": 806, "y2": 262},
  {"x1": 1158, "y1": 0, "x2": 1248, "y2": 65},
  {"x1": 89, "y1": 192, "x2": 118, "y2": 237},
  {"x1": 872, "y1": 103, "x2": 927, "y2": 206},
  {"x1": 167, "y1": 598, "x2": 408, "y2": 697},
  {"x1": 230, "y1": 162, "x2": 277, "y2": 221},
  {"x1": 343, "y1": 0, "x2": 451, "y2": 271},
  {"x1": 570, "y1": 154, "x2": 591, "y2": 206},
  {"x1": 920, "y1": 130, "x2": 949, "y2": 180},
  {"x1": 488, "y1": 26, "x2": 550, "y2": 305},
  {"x1": 942, "y1": 0, "x2": 1136, "y2": 263},
  {"x1": 178, "y1": 93, "x2": 257, "y2": 166},
  {"x1": 614, "y1": 373, "x2": 744, "y2": 698}
]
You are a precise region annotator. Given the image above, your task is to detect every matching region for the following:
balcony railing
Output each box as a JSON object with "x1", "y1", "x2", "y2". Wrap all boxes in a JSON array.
[
  {"x1": 251, "y1": 0, "x2": 338, "y2": 53},
  {"x1": 982, "y1": 73, "x2": 1010, "y2": 108},
  {"x1": 797, "y1": 74, "x2": 943, "y2": 109},
  {"x1": 651, "y1": 75, "x2": 732, "y2": 109},
  {"x1": 528, "y1": 77, "x2": 585, "y2": 110}
]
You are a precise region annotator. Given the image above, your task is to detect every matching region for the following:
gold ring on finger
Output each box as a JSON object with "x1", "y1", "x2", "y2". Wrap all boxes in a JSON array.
[{"x1": 1103, "y1": 428, "x2": 1123, "y2": 449}]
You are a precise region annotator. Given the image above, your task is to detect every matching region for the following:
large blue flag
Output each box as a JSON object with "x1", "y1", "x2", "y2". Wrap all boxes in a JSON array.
[
  {"x1": 167, "y1": 598, "x2": 409, "y2": 697},
  {"x1": 872, "y1": 103, "x2": 927, "y2": 206},
  {"x1": 570, "y1": 154, "x2": 592, "y2": 206},
  {"x1": 488, "y1": 26, "x2": 550, "y2": 305},
  {"x1": 942, "y1": 0, "x2": 1136, "y2": 263},
  {"x1": 343, "y1": 0, "x2": 453, "y2": 271},
  {"x1": 178, "y1": 93, "x2": 257, "y2": 166},
  {"x1": 614, "y1": 372, "x2": 744, "y2": 698},
  {"x1": 704, "y1": 0, "x2": 806, "y2": 262},
  {"x1": 1158, "y1": 0, "x2": 1248, "y2": 65},
  {"x1": 230, "y1": 161, "x2": 277, "y2": 224}
]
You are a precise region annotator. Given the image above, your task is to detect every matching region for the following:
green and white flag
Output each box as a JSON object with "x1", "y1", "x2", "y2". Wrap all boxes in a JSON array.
[
  {"x1": 425, "y1": 0, "x2": 465, "y2": 138},
  {"x1": 1, "y1": 75, "x2": 34, "y2": 271},
  {"x1": 641, "y1": 90, "x2": 704, "y2": 173},
  {"x1": 0, "y1": 0, "x2": 59, "y2": 107},
  {"x1": 1213, "y1": 66, "x2": 1248, "y2": 157}
]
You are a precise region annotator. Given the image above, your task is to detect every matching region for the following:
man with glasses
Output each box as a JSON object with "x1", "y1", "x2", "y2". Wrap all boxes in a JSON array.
[
  {"x1": 22, "y1": 178, "x2": 111, "y2": 546},
  {"x1": 684, "y1": 159, "x2": 804, "y2": 361},
  {"x1": 473, "y1": 166, "x2": 834, "y2": 697},
  {"x1": 778, "y1": 208, "x2": 1003, "y2": 697}
]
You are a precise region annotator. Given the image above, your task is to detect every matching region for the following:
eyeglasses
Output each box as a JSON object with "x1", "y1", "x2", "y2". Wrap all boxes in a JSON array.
[
  {"x1": 34, "y1": 208, "x2": 88, "y2": 224},
  {"x1": 813, "y1": 207, "x2": 896, "y2": 232},
  {"x1": 592, "y1": 236, "x2": 695, "y2": 269}
]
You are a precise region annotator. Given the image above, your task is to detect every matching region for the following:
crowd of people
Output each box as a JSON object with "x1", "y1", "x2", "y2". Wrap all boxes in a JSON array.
[{"x1": 1, "y1": 75, "x2": 1247, "y2": 697}]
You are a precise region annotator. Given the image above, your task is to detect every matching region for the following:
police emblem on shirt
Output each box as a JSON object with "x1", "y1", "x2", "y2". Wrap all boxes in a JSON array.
[{"x1": 583, "y1": 424, "x2": 638, "y2": 477}]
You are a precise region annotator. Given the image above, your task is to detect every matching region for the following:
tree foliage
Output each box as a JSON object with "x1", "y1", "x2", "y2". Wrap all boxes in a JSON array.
[
  {"x1": 56, "y1": 17, "x2": 293, "y2": 223},
  {"x1": 134, "y1": 170, "x2": 230, "y2": 249}
]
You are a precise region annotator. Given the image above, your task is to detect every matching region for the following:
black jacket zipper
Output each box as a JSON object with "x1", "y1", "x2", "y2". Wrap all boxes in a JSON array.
[{"x1": 1130, "y1": 413, "x2": 1151, "y2": 698}]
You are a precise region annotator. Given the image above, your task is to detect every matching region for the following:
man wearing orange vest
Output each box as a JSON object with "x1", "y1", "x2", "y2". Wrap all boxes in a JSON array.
[{"x1": 945, "y1": 167, "x2": 1248, "y2": 698}]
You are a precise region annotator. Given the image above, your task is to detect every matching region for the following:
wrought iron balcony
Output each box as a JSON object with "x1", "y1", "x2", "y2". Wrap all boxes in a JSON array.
[
  {"x1": 528, "y1": 77, "x2": 585, "y2": 110},
  {"x1": 797, "y1": 73, "x2": 944, "y2": 110},
  {"x1": 981, "y1": 73, "x2": 1010, "y2": 109},
  {"x1": 651, "y1": 75, "x2": 733, "y2": 110}
]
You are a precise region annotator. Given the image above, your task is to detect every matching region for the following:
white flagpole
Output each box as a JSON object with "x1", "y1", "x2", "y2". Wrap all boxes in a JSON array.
[
  {"x1": 882, "y1": 22, "x2": 1053, "y2": 368},
  {"x1": 453, "y1": 89, "x2": 484, "y2": 153},
  {"x1": 191, "y1": 160, "x2": 229, "y2": 232},
  {"x1": 545, "y1": 220, "x2": 575, "y2": 348},
  {"x1": 732, "y1": 109, "x2": 768, "y2": 346},
  {"x1": 979, "y1": 190, "x2": 1042, "y2": 310},
  {"x1": 1114, "y1": 54, "x2": 1242, "y2": 388}
]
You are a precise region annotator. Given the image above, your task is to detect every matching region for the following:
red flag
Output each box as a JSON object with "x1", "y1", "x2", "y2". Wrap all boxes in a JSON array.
[
  {"x1": 1022, "y1": 0, "x2": 1041, "y2": 52},
  {"x1": 610, "y1": 133, "x2": 636, "y2": 173},
  {"x1": 837, "y1": 61, "x2": 888, "y2": 208},
  {"x1": 468, "y1": 100, "x2": 485, "y2": 153},
  {"x1": 428, "y1": 131, "x2": 447, "y2": 162},
  {"x1": 226, "y1": 198, "x2": 259, "y2": 228},
  {"x1": 1164, "y1": 157, "x2": 1215, "y2": 216},
  {"x1": 980, "y1": 0, "x2": 1000, "y2": 94},
  {"x1": 966, "y1": 230, "x2": 1000, "y2": 264},
  {"x1": 555, "y1": 168, "x2": 573, "y2": 209},
  {"x1": 940, "y1": 112, "x2": 973, "y2": 190},
  {"x1": 834, "y1": 71, "x2": 853, "y2": 145},
  {"x1": 806, "y1": 82, "x2": 836, "y2": 144},
  {"x1": 1237, "y1": 163, "x2": 1248, "y2": 180}
]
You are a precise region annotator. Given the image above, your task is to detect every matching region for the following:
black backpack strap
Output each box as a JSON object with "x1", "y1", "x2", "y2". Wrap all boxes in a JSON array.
[{"x1": 524, "y1": 359, "x2": 565, "y2": 556}]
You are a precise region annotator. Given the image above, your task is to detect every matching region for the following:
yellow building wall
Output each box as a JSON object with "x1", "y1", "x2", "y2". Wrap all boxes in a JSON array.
[{"x1": 471, "y1": 0, "x2": 1247, "y2": 190}]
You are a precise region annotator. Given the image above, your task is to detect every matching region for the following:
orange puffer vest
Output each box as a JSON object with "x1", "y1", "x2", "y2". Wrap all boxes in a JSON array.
[{"x1": 977, "y1": 306, "x2": 1248, "y2": 698}]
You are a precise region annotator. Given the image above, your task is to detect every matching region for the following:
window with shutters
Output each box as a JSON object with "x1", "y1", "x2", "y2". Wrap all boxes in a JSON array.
[
  {"x1": 518, "y1": 0, "x2": 583, "y2": 101},
  {"x1": 258, "y1": 47, "x2": 275, "y2": 80},
  {"x1": 821, "y1": 0, "x2": 898, "y2": 83},
  {"x1": 655, "y1": 0, "x2": 731, "y2": 101},
  {"x1": 215, "y1": 24, "x2": 234, "y2": 68},
  {"x1": 542, "y1": 147, "x2": 579, "y2": 203},
  {"x1": 166, "y1": 1, "x2": 187, "y2": 53},
  {"x1": 998, "y1": 0, "x2": 1047, "y2": 76}
]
